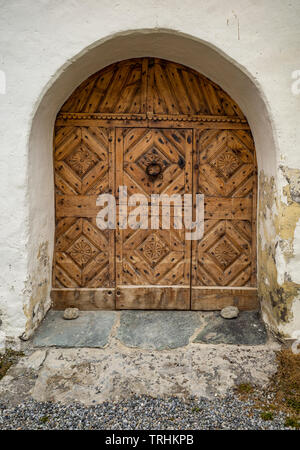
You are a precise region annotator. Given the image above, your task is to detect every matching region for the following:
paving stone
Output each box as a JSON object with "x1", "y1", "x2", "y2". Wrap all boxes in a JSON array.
[
  {"x1": 0, "y1": 311, "x2": 279, "y2": 408},
  {"x1": 193, "y1": 311, "x2": 268, "y2": 345},
  {"x1": 32, "y1": 311, "x2": 116, "y2": 348},
  {"x1": 117, "y1": 310, "x2": 202, "y2": 350}
]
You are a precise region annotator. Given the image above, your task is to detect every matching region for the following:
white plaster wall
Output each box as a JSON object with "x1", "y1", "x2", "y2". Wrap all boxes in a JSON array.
[{"x1": 0, "y1": 0, "x2": 299, "y2": 342}]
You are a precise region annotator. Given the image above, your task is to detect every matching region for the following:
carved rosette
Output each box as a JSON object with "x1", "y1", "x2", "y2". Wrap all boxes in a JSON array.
[
  {"x1": 138, "y1": 234, "x2": 169, "y2": 266},
  {"x1": 66, "y1": 147, "x2": 98, "y2": 176},
  {"x1": 68, "y1": 236, "x2": 98, "y2": 267},
  {"x1": 209, "y1": 237, "x2": 239, "y2": 269},
  {"x1": 212, "y1": 149, "x2": 242, "y2": 178}
]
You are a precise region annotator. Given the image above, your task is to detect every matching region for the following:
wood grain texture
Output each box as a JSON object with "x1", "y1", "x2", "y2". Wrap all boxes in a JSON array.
[
  {"x1": 115, "y1": 128, "x2": 192, "y2": 309},
  {"x1": 191, "y1": 288, "x2": 258, "y2": 310},
  {"x1": 116, "y1": 287, "x2": 190, "y2": 310},
  {"x1": 52, "y1": 58, "x2": 257, "y2": 311},
  {"x1": 51, "y1": 289, "x2": 115, "y2": 310},
  {"x1": 59, "y1": 58, "x2": 246, "y2": 119},
  {"x1": 192, "y1": 129, "x2": 257, "y2": 288},
  {"x1": 53, "y1": 127, "x2": 115, "y2": 291}
]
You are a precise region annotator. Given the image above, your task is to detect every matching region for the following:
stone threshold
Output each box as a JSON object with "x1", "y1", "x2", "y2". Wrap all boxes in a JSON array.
[{"x1": 32, "y1": 310, "x2": 268, "y2": 350}]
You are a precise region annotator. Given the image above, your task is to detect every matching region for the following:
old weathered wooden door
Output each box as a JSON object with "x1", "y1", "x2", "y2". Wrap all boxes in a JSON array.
[
  {"x1": 191, "y1": 129, "x2": 257, "y2": 310},
  {"x1": 115, "y1": 127, "x2": 192, "y2": 309},
  {"x1": 52, "y1": 57, "x2": 258, "y2": 311}
]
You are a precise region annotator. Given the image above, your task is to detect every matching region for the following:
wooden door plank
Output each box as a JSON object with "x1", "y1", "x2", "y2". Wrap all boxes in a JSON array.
[
  {"x1": 191, "y1": 288, "x2": 258, "y2": 310},
  {"x1": 115, "y1": 127, "x2": 192, "y2": 308},
  {"x1": 192, "y1": 128, "x2": 257, "y2": 294},
  {"x1": 116, "y1": 287, "x2": 190, "y2": 310},
  {"x1": 51, "y1": 289, "x2": 115, "y2": 310}
]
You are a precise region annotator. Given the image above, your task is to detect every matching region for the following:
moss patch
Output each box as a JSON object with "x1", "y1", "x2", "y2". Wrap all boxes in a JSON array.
[
  {"x1": 270, "y1": 349, "x2": 300, "y2": 414},
  {"x1": 284, "y1": 416, "x2": 300, "y2": 429},
  {"x1": 40, "y1": 416, "x2": 50, "y2": 424},
  {"x1": 0, "y1": 349, "x2": 24, "y2": 380},
  {"x1": 236, "y1": 383, "x2": 254, "y2": 395},
  {"x1": 260, "y1": 411, "x2": 274, "y2": 421}
]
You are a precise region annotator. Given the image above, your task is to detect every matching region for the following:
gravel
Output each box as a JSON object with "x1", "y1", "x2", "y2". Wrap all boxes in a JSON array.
[{"x1": 0, "y1": 394, "x2": 293, "y2": 430}]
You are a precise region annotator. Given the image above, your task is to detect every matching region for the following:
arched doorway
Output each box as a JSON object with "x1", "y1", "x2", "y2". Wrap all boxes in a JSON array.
[{"x1": 51, "y1": 57, "x2": 257, "y2": 311}]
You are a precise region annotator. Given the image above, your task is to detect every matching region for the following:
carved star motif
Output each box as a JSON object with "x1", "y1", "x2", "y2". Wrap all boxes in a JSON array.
[
  {"x1": 137, "y1": 233, "x2": 169, "y2": 266},
  {"x1": 209, "y1": 237, "x2": 239, "y2": 269},
  {"x1": 66, "y1": 147, "x2": 98, "y2": 176},
  {"x1": 68, "y1": 236, "x2": 98, "y2": 267},
  {"x1": 212, "y1": 149, "x2": 241, "y2": 178}
]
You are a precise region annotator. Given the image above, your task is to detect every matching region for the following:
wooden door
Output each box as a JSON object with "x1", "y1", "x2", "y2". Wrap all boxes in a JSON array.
[
  {"x1": 52, "y1": 126, "x2": 116, "y2": 309},
  {"x1": 191, "y1": 129, "x2": 257, "y2": 310},
  {"x1": 115, "y1": 128, "x2": 192, "y2": 309},
  {"x1": 51, "y1": 57, "x2": 258, "y2": 311}
]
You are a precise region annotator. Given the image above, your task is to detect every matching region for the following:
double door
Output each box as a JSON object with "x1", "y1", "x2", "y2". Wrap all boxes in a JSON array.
[{"x1": 53, "y1": 126, "x2": 256, "y2": 309}]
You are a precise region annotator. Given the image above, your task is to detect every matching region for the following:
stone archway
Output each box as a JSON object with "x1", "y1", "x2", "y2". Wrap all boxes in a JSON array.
[{"x1": 26, "y1": 30, "x2": 280, "y2": 337}]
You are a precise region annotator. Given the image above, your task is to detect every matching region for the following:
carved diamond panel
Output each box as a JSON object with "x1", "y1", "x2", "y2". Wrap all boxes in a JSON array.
[
  {"x1": 196, "y1": 129, "x2": 255, "y2": 198},
  {"x1": 66, "y1": 147, "x2": 98, "y2": 176},
  {"x1": 53, "y1": 218, "x2": 111, "y2": 288},
  {"x1": 118, "y1": 227, "x2": 188, "y2": 286},
  {"x1": 54, "y1": 126, "x2": 111, "y2": 195},
  {"x1": 193, "y1": 220, "x2": 252, "y2": 287},
  {"x1": 121, "y1": 128, "x2": 189, "y2": 198},
  {"x1": 137, "y1": 233, "x2": 170, "y2": 266},
  {"x1": 53, "y1": 127, "x2": 114, "y2": 289}
]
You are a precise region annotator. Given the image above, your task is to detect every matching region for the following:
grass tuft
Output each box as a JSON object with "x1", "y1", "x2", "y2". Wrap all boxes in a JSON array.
[
  {"x1": 235, "y1": 349, "x2": 300, "y2": 423},
  {"x1": 191, "y1": 407, "x2": 201, "y2": 413},
  {"x1": 40, "y1": 416, "x2": 50, "y2": 424},
  {"x1": 284, "y1": 416, "x2": 300, "y2": 429},
  {"x1": 0, "y1": 349, "x2": 24, "y2": 380},
  {"x1": 236, "y1": 383, "x2": 254, "y2": 395}
]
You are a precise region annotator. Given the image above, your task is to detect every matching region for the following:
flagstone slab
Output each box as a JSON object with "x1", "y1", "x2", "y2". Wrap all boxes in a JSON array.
[
  {"x1": 32, "y1": 310, "x2": 117, "y2": 348},
  {"x1": 193, "y1": 311, "x2": 268, "y2": 345},
  {"x1": 116, "y1": 310, "x2": 203, "y2": 350}
]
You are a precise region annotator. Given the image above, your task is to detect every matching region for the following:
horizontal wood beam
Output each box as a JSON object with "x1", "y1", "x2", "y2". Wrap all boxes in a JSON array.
[
  {"x1": 51, "y1": 288, "x2": 115, "y2": 310},
  {"x1": 56, "y1": 195, "x2": 252, "y2": 220},
  {"x1": 55, "y1": 113, "x2": 250, "y2": 129},
  {"x1": 191, "y1": 288, "x2": 258, "y2": 310}
]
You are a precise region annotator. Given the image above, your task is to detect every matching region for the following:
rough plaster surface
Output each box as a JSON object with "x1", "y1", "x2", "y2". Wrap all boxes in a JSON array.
[
  {"x1": 0, "y1": 0, "x2": 300, "y2": 341},
  {"x1": 0, "y1": 342, "x2": 280, "y2": 407},
  {"x1": 258, "y1": 171, "x2": 300, "y2": 336}
]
